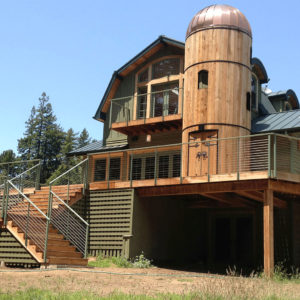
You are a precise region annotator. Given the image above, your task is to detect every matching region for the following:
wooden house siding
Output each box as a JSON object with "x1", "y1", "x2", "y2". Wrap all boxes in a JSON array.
[{"x1": 104, "y1": 45, "x2": 184, "y2": 146}]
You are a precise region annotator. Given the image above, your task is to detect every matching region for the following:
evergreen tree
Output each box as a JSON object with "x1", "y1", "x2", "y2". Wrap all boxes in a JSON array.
[
  {"x1": 18, "y1": 93, "x2": 65, "y2": 183},
  {"x1": 46, "y1": 128, "x2": 79, "y2": 183},
  {"x1": 61, "y1": 128, "x2": 78, "y2": 156},
  {"x1": 78, "y1": 128, "x2": 92, "y2": 148},
  {"x1": 0, "y1": 150, "x2": 20, "y2": 179}
]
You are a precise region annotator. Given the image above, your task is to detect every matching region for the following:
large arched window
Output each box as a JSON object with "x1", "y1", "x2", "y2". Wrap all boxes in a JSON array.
[{"x1": 198, "y1": 70, "x2": 208, "y2": 89}]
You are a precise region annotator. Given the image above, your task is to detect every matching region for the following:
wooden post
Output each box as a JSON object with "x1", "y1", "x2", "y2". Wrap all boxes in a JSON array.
[{"x1": 264, "y1": 189, "x2": 274, "y2": 278}]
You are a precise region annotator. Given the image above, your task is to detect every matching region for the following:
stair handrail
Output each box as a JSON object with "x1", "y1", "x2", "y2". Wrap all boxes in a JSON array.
[
  {"x1": 49, "y1": 190, "x2": 89, "y2": 258},
  {"x1": 49, "y1": 158, "x2": 88, "y2": 186},
  {"x1": 50, "y1": 190, "x2": 89, "y2": 226},
  {"x1": 4, "y1": 180, "x2": 51, "y2": 263},
  {"x1": 7, "y1": 180, "x2": 49, "y2": 219}
]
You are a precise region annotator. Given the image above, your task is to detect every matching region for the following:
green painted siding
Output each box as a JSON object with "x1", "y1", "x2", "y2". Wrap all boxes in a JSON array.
[
  {"x1": 104, "y1": 45, "x2": 184, "y2": 146},
  {"x1": 80, "y1": 189, "x2": 134, "y2": 257},
  {"x1": 0, "y1": 229, "x2": 39, "y2": 268}
]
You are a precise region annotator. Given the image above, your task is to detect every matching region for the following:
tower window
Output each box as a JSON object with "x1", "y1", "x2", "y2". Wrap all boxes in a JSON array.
[
  {"x1": 198, "y1": 70, "x2": 208, "y2": 89},
  {"x1": 246, "y1": 92, "x2": 251, "y2": 111}
]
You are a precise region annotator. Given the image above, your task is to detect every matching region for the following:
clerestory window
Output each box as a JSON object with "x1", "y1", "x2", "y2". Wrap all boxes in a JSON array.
[{"x1": 152, "y1": 59, "x2": 180, "y2": 79}]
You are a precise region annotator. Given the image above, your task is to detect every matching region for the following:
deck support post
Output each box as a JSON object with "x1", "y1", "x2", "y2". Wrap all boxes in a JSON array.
[{"x1": 264, "y1": 189, "x2": 274, "y2": 278}]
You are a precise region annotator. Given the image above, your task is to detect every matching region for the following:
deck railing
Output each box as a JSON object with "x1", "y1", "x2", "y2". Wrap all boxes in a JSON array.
[
  {"x1": 109, "y1": 87, "x2": 184, "y2": 127},
  {"x1": 88, "y1": 133, "x2": 300, "y2": 189}
]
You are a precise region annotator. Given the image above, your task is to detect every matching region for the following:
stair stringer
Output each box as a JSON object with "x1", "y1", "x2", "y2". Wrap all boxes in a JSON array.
[{"x1": 4, "y1": 221, "x2": 45, "y2": 263}]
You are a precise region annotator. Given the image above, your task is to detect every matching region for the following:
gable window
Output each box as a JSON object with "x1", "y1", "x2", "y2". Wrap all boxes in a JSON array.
[
  {"x1": 109, "y1": 157, "x2": 121, "y2": 180},
  {"x1": 94, "y1": 159, "x2": 106, "y2": 181},
  {"x1": 251, "y1": 75, "x2": 258, "y2": 110},
  {"x1": 138, "y1": 69, "x2": 148, "y2": 82},
  {"x1": 198, "y1": 70, "x2": 208, "y2": 89},
  {"x1": 152, "y1": 59, "x2": 180, "y2": 79}
]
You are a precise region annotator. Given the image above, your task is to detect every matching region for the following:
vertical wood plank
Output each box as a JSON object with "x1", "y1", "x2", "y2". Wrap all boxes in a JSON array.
[{"x1": 264, "y1": 189, "x2": 274, "y2": 277}]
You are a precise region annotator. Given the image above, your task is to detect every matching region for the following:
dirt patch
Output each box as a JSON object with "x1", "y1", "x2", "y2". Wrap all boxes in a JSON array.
[{"x1": 0, "y1": 266, "x2": 300, "y2": 298}]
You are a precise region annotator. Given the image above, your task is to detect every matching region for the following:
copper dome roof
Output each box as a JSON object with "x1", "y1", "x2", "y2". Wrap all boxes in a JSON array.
[{"x1": 186, "y1": 5, "x2": 252, "y2": 39}]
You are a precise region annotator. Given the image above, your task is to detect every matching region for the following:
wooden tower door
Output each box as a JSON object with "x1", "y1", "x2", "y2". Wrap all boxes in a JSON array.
[{"x1": 188, "y1": 131, "x2": 218, "y2": 177}]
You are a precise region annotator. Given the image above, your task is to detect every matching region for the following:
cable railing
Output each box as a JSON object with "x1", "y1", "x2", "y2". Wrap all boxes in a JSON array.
[
  {"x1": 49, "y1": 190, "x2": 89, "y2": 257},
  {"x1": 49, "y1": 158, "x2": 89, "y2": 199},
  {"x1": 2, "y1": 180, "x2": 50, "y2": 257},
  {"x1": 0, "y1": 159, "x2": 41, "y2": 186},
  {"x1": 88, "y1": 133, "x2": 300, "y2": 189},
  {"x1": 109, "y1": 87, "x2": 184, "y2": 127}
]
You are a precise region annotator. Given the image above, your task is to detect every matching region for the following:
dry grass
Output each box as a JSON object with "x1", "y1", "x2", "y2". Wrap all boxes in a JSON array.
[{"x1": 0, "y1": 266, "x2": 300, "y2": 299}]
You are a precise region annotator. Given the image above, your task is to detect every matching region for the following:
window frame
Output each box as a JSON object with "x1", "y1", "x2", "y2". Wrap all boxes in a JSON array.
[
  {"x1": 138, "y1": 68, "x2": 148, "y2": 83},
  {"x1": 198, "y1": 70, "x2": 209, "y2": 89}
]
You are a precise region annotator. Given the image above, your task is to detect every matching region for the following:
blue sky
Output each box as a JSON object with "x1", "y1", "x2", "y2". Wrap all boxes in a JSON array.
[{"x1": 0, "y1": 0, "x2": 299, "y2": 154}]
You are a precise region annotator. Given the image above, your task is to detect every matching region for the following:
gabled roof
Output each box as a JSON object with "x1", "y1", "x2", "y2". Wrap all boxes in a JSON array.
[
  {"x1": 252, "y1": 57, "x2": 269, "y2": 84},
  {"x1": 93, "y1": 35, "x2": 185, "y2": 122},
  {"x1": 268, "y1": 90, "x2": 299, "y2": 109},
  {"x1": 66, "y1": 140, "x2": 128, "y2": 157},
  {"x1": 252, "y1": 109, "x2": 300, "y2": 133}
]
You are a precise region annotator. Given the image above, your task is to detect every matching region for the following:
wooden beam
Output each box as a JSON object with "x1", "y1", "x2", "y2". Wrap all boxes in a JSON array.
[
  {"x1": 168, "y1": 122, "x2": 178, "y2": 130},
  {"x1": 202, "y1": 193, "x2": 257, "y2": 209},
  {"x1": 137, "y1": 180, "x2": 270, "y2": 197},
  {"x1": 264, "y1": 189, "x2": 274, "y2": 278},
  {"x1": 160, "y1": 123, "x2": 171, "y2": 131},
  {"x1": 153, "y1": 124, "x2": 163, "y2": 132},
  {"x1": 269, "y1": 180, "x2": 300, "y2": 196},
  {"x1": 187, "y1": 200, "x2": 236, "y2": 209},
  {"x1": 235, "y1": 190, "x2": 287, "y2": 209}
]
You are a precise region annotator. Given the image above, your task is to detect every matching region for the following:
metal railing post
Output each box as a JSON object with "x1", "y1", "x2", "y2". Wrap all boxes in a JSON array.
[
  {"x1": 237, "y1": 138, "x2": 240, "y2": 180},
  {"x1": 67, "y1": 172, "x2": 70, "y2": 205},
  {"x1": 44, "y1": 218, "x2": 50, "y2": 263},
  {"x1": 268, "y1": 134, "x2": 271, "y2": 178},
  {"x1": 107, "y1": 153, "x2": 110, "y2": 189},
  {"x1": 154, "y1": 148, "x2": 158, "y2": 186},
  {"x1": 130, "y1": 150, "x2": 133, "y2": 187},
  {"x1": 85, "y1": 225, "x2": 89, "y2": 258},
  {"x1": 207, "y1": 141, "x2": 211, "y2": 182},
  {"x1": 1, "y1": 181, "x2": 6, "y2": 219},
  {"x1": 273, "y1": 134, "x2": 277, "y2": 178},
  {"x1": 83, "y1": 159, "x2": 88, "y2": 195},
  {"x1": 4, "y1": 182, "x2": 9, "y2": 226},
  {"x1": 180, "y1": 144, "x2": 183, "y2": 184},
  {"x1": 25, "y1": 203, "x2": 30, "y2": 247},
  {"x1": 35, "y1": 160, "x2": 41, "y2": 190}
]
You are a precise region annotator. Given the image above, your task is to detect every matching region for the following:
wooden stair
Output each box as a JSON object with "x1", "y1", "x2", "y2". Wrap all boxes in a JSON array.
[{"x1": 2, "y1": 184, "x2": 88, "y2": 266}]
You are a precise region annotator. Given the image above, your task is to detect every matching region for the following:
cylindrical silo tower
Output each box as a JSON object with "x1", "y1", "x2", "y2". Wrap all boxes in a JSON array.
[{"x1": 182, "y1": 5, "x2": 252, "y2": 177}]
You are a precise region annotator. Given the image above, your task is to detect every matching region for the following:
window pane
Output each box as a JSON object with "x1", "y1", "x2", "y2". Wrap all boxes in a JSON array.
[
  {"x1": 145, "y1": 157, "x2": 155, "y2": 179},
  {"x1": 172, "y1": 154, "x2": 181, "y2": 177},
  {"x1": 94, "y1": 159, "x2": 106, "y2": 181},
  {"x1": 137, "y1": 88, "x2": 147, "y2": 120},
  {"x1": 152, "y1": 85, "x2": 165, "y2": 117},
  {"x1": 158, "y1": 155, "x2": 169, "y2": 178},
  {"x1": 129, "y1": 157, "x2": 142, "y2": 180},
  {"x1": 168, "y1": 83, "x2": 179, "y2": 115},
  {"x1": 153, "y1": 59, "x2": 180, "y2": 79},
  {"x1": 139, "y1": 69, "x2": 148, "y2": 82},
  {"x1": 198, "y1": 71, "x2": 208, "y2": 89},
  {"x1": 109, "y1": 157, "x2": 121, "y2": 180}
]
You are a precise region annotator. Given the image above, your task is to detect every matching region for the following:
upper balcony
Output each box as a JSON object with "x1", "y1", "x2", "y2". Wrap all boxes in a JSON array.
[{"x1": 109, "y1": 86, "x2": 183, "y2": 136}]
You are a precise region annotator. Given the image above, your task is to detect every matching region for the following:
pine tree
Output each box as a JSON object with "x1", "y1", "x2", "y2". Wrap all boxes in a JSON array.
[
  {"x1": 18, "y1": 107, "x2": 37, "y2": 161},
  {"x1": 18, "y1": 93, "x2": 65, "y2": 183},
  {"x1": 46, "y1": 129, "x2": 79, "y2": 184},
  {"x1": 78, "y1": 128, "x2": 92, "y2": 148},
  {"x1": 61, "y1": 128, "x2": 78, "y2": 156},
  {"x1": 0, "y1": 150, "x2": 20, "y2": 179}
]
